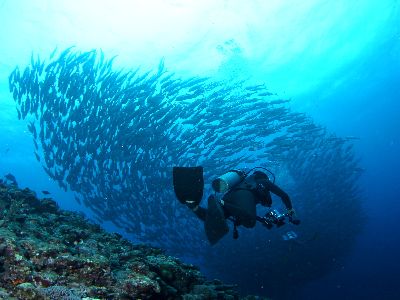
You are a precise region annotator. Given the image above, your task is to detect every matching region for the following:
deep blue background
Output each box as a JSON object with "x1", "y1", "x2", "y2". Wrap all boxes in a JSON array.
[
  {"x1": 0, "y1": 1, "x2": 399, "y2": 299},
  {"x1": 297, "y1": 39, "x2": 400, "y2": 299}
]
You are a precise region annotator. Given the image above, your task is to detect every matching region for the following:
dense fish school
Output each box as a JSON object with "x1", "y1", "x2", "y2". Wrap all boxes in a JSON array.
[{"x1": 8, "y1": 48, "x2": 365, "y2": 296}]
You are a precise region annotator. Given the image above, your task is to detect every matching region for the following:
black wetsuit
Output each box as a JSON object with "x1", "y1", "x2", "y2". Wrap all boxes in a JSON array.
[{"x1": 194, "y1": 171, "x2": 292, "y2": 228}]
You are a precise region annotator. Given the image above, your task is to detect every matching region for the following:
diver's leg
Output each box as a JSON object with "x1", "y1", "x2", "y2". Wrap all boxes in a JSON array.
[
  {"x1": 191, "y1": 194, "x2": 217, "y2": 222},
  {"x1": 193, "y1": 206, "x2": 207, "y2": 221}
]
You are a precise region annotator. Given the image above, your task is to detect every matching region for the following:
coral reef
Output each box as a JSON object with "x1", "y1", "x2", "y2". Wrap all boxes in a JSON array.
[{"x1": 0, "y1": 182, "x2": 256, "y2": 299}]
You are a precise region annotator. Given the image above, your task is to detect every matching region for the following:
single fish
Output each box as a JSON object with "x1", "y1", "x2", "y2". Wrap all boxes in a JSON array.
[{"x1": 42, "y1": 190, "x2": 51, "y2": 195}]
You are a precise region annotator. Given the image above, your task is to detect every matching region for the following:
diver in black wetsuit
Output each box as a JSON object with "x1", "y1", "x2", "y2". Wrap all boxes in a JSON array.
[
  {"x1": 173, "y1": 167, "x2": 299, "y2": 244},
  {"x1": 190, "y1": 170, "x2": 295, "y2": 228}
]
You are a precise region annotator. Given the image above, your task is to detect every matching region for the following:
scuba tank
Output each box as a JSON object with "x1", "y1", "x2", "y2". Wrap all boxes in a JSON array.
[
  {"x1": 212, "y1": 166, "x2": 276, "y2": 193},
  {"x1": 212, "y1": 169, "x2": 247, "y2": 193}
]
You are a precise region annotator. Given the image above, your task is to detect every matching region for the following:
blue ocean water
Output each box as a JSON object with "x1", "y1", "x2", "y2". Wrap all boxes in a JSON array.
[
  {"x1": 296, "y1": 41, "x2": 400, "y2": 299},
  {"x1": 1, "y1": 1, "x2": 399, "y2": 299}
]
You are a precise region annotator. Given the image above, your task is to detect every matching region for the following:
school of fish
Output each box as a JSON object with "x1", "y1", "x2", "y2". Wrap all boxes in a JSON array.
[{"x1": 8, "y1": 48, "x2": 365, "y2": 295}]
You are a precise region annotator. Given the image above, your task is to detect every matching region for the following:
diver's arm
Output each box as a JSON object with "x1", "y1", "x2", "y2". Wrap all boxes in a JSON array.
[{"x1": 264, "y1": 180, "x2": 293, "y2": 210}]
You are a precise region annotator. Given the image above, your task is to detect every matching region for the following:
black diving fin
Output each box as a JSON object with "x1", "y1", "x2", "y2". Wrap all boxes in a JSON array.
[
  {"x1": 173, "y1": 166, "x2": 204, "y2": 207},
  {"x1": 205, "y1": 195, "x2": 229, "y2": 245}
]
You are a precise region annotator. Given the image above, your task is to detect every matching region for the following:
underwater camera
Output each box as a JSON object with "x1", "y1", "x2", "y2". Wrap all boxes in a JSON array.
[{"x1": 258, "y1": 209, "x2": 301, "y2": 229}]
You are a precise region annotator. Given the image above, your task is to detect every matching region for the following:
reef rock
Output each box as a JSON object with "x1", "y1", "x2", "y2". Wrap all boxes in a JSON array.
[{"x1": 0, "y1": 182, "x2": 249, "y2": 299}]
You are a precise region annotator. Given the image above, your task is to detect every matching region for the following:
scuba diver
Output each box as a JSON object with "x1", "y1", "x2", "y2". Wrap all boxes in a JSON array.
[{"x1": 173, "y1": 166, "x2": 300, "y2": 245}]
